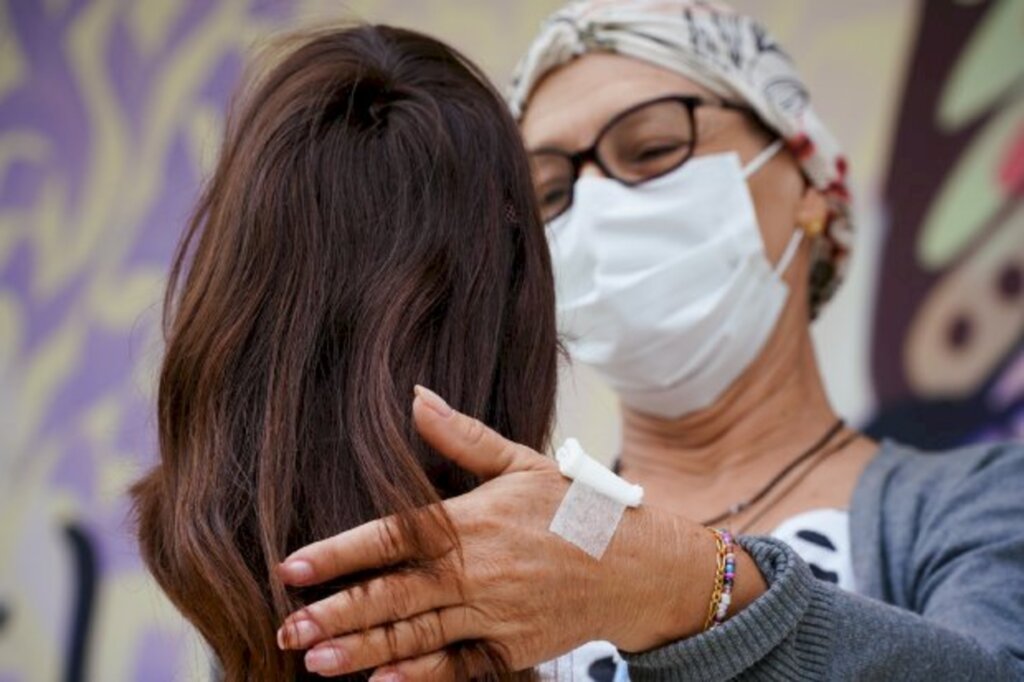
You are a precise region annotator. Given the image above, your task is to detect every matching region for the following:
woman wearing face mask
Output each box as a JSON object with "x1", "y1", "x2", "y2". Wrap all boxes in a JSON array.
[{"x1": 276, "y1": 2, "x2": 1024, "y2": 679}]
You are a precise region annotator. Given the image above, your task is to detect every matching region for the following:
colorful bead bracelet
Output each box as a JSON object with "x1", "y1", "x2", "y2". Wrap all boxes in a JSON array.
[{"x1": 703, "y1": 528, "x2": 736, "y2": 631}]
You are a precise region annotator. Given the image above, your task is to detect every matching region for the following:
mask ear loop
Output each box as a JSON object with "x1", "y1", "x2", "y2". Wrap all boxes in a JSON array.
[
  {"x1": 742, "y1": 138, "x2": 786, "y2": 178},
  {"x1": 741, "y1": 138, "x2": 804, "y2": 276},
  {"x1": 774, "y1": 229, "x2": 804, "y2": 277}
]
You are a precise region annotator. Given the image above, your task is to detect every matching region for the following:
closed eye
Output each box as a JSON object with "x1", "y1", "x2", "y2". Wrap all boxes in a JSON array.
[{"x1": 632, "y1": 143, "x2": 687, "y2": 162}]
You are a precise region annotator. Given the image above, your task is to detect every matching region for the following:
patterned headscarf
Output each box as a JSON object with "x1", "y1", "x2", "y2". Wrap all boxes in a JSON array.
[{"x1": 507, "y1": 0, "x2": 853, "y2": 314}]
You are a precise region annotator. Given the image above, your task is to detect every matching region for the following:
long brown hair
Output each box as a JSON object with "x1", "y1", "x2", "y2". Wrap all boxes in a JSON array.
[{"x1": 130, "y1": 23, "x2": 558, "y2": 681}]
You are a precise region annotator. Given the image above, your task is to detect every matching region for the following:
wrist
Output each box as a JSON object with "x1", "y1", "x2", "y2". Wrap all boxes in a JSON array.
[
  {"x1": 608, "y1": 514, "x2": 767, "y2": 653},
  {"x1": 603, "y1": 510, "x2": 712, "y2": 651},
  {"x1": 645, "y1": 519, "x2": 719, "y2": 647}
]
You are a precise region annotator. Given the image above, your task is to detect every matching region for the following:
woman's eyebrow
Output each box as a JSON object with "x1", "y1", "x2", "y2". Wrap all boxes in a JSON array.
[
  {"x1": 525, "y1": 128, "x2": 586, "y2": 155},
  {"x1": 526, "y1": 117, "x2": 605, "y2": 155},
  {"x1": 527, "y1": 141, "x2": 573, "y2": 155},
  {"x1": 522, "y1": 107, "x2": 604, "y2": 153}
]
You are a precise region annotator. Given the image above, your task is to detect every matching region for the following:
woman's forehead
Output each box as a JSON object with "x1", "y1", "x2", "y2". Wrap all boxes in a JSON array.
[{"x1": 519, "y1": 52, "x2": 717, "y2": 151}]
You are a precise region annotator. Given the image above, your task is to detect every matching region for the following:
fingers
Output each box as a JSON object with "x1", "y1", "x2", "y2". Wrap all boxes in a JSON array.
[
  {"x1": 278, "y1": 570, "x2": 463, "y2": 649},
  {"x1": 279, "y1": 385, "x2": 552, "y2": 587},
  {"x1": 413, "y1": 385, "x2": 549, "y2": 480},
  {"x1": 278, "y1": 513, "x2": 448, "y2": 586},
  {"x1": 298, "y1": 607, "x2": 476, "y2": 677}
]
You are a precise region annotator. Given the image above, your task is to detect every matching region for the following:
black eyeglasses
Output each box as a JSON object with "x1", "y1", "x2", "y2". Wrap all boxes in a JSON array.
[{"x1": 528, "y1": 95, "x2": 750, "y2": 222}]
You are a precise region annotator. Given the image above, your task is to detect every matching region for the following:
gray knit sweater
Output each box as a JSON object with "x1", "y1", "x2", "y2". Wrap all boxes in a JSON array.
[{"x1": 622, "y1": 439, "x2": 1024, "y2": 681}]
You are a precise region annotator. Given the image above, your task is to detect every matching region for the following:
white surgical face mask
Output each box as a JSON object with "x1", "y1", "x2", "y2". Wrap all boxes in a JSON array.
[{"x1": 547, "y1": 140, "x2": 802, "y2": 419}]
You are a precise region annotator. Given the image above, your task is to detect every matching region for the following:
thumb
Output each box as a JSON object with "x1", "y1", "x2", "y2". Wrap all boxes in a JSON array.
[{"x1": 412, "y1": 385, "x2": 550, "y2": 480}]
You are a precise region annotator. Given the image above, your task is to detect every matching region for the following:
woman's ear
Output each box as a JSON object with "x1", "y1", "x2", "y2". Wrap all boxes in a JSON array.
[{"x1": 795, "y1": 184, "x2": 829, "y2": 237}]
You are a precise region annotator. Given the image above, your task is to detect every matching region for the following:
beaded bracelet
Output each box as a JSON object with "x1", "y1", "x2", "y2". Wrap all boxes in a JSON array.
[{"x1": 703, "y1": 528, "x2": 736, "y2": 631}]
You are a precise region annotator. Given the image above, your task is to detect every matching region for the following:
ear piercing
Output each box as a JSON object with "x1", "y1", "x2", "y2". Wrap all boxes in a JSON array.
[{"x1": 801, "y1": 218, "x2": 826, "y2": 237}]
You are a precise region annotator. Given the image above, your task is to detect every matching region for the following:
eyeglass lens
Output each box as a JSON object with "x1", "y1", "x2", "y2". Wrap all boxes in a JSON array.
[{"x1": 529, "y1": 98, "x2": 696, "y2": 222}]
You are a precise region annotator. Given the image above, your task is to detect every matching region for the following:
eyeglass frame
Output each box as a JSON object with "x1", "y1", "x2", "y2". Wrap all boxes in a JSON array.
[{"x1": 528, "y1": 94, "x2": 754, "y2": 220}]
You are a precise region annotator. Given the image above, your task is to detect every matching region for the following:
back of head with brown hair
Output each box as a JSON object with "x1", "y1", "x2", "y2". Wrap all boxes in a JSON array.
[{"x1": 130, "y1": 23, "x2": 558, "y2": 681}]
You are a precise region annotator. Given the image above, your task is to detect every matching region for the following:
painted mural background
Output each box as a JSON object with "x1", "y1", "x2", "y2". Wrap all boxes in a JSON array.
[
  {"x1": 865, "y1": 0, "x2": 1024, "y2": 447},
  {"x1": 0, "y1": 1, "x2": 1020, "y2": 680}
]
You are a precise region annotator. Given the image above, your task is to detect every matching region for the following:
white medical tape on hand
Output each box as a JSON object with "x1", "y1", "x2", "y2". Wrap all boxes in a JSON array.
[
  {"x1": 549, "y1": 480, "x2": 627, "y2": 559},
  {"x1": 548, "y1": 439, "x2": 645, "y2": 559}
]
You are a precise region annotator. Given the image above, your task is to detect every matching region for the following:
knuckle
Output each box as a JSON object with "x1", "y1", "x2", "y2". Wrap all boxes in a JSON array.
[
  {"x1": 316, "y1": 591, "x2": 356, "y2": 632},
  {"x1": 467, "y1": 505, "x2": 505, "y2": 537},
  {"x1": 378, "y1": 519, "x2": 405, "y2": 562},
  {"x1": 463, "y1": 417, "x2": 488, "y2": 448},
  {"x1": 433, "y1": 552, "x2": 467, "y2": 586},
  {"x1": 381, "y1": 578, "x2": 414, "y2": 622},
  {"x1": 408, "y1": 609, "x2": 446, "y2": 649},
  {"x1": 496, "y1": 441, "x2": 521, "y2": 467},
  {"x1": 484, "y1": 485, "x2": 525, "y2": 521},
  {"x1": 291, "y1": 604, "x2": 316, "y2": 624}
]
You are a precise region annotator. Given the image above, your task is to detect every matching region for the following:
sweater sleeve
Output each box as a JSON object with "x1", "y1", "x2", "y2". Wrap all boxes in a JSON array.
[
  {"x1": 621, "y1": 537, "x2": 1022, "y2": 681},
  {"x1": 620, "y1": 443, "x2": 1024, "y2": 681}
]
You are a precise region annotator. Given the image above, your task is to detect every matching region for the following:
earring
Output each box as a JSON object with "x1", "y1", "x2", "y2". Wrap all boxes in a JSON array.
[{"x1": 801, "y1": 218, "x2": 826, "y2": 237}]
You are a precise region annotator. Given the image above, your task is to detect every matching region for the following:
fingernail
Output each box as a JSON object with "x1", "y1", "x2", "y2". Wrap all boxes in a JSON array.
[
  {"x1": 414, "y1": 384, "x2": 453, "y2": 417},
  {"x1": 278, "y1": 618, "x2": 320, "y2": 649},
  {"x1": 305, "y1": 645, "x2": 346, "y2": 674},
  {"x1": 279, "y1": 559, "x2": 314, "y2": 584}
]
